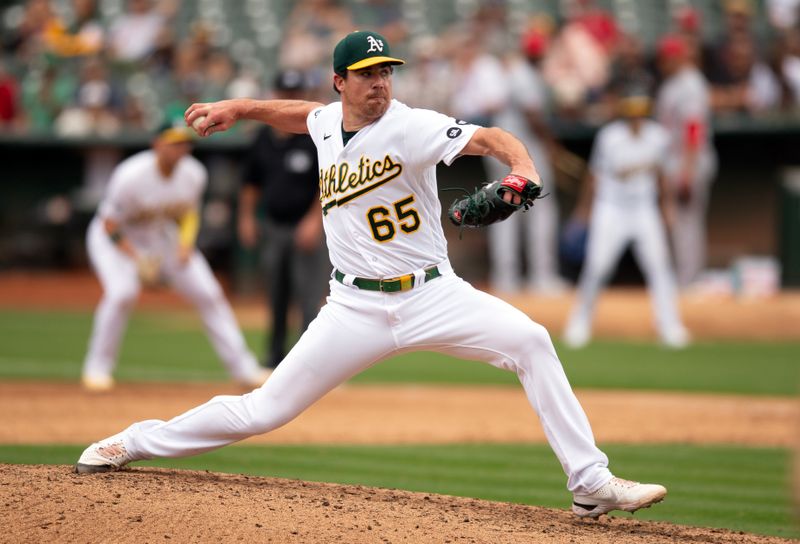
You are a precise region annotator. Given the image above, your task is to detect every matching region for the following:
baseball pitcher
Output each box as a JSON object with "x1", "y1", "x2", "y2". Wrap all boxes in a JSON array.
[{"x1": 75, "y1": 31, "x2": 666, "y2": 519}]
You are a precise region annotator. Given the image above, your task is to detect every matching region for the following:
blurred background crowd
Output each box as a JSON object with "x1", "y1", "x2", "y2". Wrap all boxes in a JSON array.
[
  {"x1": 1, "y1": 0, "x2": 799, "y2": 296},
  {"x1": 1, "y1": 0, "x2": 799, "y2": 135}
]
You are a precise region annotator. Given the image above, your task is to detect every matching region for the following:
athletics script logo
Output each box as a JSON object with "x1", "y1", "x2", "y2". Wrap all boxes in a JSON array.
[
  {"x1": 319, "y1": 154, "x2": 403, "y2": 215},
  {"x1": 366, "y1": 35, "x2": 384, "y2": 53}
]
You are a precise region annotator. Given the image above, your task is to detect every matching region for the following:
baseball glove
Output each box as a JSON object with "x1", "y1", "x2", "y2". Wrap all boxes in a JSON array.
[
  {"x1": 136, "y1": 255, "x2": 162, "y2": 287},
  {"x1": 448, "y1": 174, "x2": 543, "y2": 228}
]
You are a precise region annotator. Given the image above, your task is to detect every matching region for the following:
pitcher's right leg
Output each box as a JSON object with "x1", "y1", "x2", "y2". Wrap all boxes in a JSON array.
[{"x1": 76, "y1": 282, "x2": 396, "y2": 469}]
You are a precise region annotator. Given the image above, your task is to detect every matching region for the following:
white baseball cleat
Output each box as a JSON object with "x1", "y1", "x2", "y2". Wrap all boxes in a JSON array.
[
  {"x1": 572, "y1": 477, "x2": 667, "y2": 518},
  {"x1": 75, "y1": 434, "x2": 132, "y2": 474},
  {"x1": 81, "y1": 374, "x2": 115, "y2": 392},
  {"x1": 529, "y1": 276, "x2": 569, "y2": 296},
  {"x1": 562, "y1": 322, "x2": 590, "y2": 349},
  {"x1": 661, "y1": 327, "x2": 691, "y2": 349}
]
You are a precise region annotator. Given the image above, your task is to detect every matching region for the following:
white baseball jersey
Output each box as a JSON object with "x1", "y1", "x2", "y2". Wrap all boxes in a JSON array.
[
  {"x1": 493, "y1": 58, "x2": 550, "y2": 176},
  {"x1": 588, "y1": 119, "x2": 669, "y2": 206},
  {"x1": 450, "y1": 54, "x2": 508, "y2": 122},
  {"x1": 306, "y1": 99, "x2": 479, "y2": 277},
  {"x1": 98, "y1": 150, "x2": 206, "y2": 253},
  {"x1": 654, "y1": 66, "x2": 713, "y2": 171}
]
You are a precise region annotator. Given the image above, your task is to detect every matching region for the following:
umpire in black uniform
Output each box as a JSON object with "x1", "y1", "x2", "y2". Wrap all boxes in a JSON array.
[{"x1": 238, "y1": 69, "x2": 330, "y2": 369}]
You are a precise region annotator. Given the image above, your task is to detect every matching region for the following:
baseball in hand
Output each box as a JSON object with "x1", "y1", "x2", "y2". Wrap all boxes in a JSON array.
[{"x1": 191, "y1": 115, "x2": 207, "y2": 132}]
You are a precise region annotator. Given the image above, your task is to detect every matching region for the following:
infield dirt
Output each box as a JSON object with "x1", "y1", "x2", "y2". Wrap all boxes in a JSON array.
[
  {"x1": 0, "y1": 382, "x2": 797, "y2": 447},
  {"x1": 2, "y1": 464, "x2": 795, "y2": 544}
]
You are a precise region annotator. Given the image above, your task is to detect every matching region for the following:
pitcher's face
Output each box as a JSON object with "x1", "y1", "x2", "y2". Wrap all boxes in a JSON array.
[{"x1": 335, "y1": 64, "x2": 394, "y2": 122}]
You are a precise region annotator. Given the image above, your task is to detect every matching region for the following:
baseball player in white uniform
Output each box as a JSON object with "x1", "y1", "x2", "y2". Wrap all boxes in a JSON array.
[
  {"x1": 483, "y1": 50, "x2": 566, "y2": 294},
  {"x1": 81, "y1": 123, "x2": 268, "y2": 391},
  {"x1": 75, "y1": 31, "x2": 667, "y2": 519},
  {"x1": 655, "y1": 35, "x2": 717, "y2": 289},
  {"x1": 563, "y1": 89, "x2": 689, "y2": 349}
]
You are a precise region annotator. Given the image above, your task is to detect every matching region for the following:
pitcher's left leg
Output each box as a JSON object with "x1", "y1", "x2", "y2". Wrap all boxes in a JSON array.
[{"x1": 397, "y1": 276, "x2": 611, "y2": 494}]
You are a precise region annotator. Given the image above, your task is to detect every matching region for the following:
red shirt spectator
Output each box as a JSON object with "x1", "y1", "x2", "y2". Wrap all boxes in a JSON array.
[
  {"x1": 0, "y1": 64, "x2": 19, "y2": 124},
  {"x1": 575, "y1": 8, "x2": 619, "y2": 52}
]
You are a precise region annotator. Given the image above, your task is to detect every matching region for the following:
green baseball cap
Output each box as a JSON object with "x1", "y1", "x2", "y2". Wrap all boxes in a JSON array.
[{"x1": 333, "y1": 30, "x2": 405, "y2": 75}]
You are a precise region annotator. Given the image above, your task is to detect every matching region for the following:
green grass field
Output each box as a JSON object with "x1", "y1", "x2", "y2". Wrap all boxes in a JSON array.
[
  {"x1": 0, "y1": 309, "x2": 798, "y2": 395},
  {"x1": 0, "y1": 308, "x2": 798, "y2": 538}
]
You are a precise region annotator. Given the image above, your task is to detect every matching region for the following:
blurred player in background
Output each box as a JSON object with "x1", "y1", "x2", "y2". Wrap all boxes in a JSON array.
[
  {"x1": 238, "y1": 69, "x2": 328, "y2": 369},
  {"x1": 563, "y1": 87, "x2": 689, "y2": 349},
  {"x1": 81, "y1": 122, "x2": 269, "y2": 391},
  {"x1": 655, "y1": 35, "x2": 717, "y2": 289},
  {"x1": 484, "y1": 28, "x2": 567, "y2": 295}
]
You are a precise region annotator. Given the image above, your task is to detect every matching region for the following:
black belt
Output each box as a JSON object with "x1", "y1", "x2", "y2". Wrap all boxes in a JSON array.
[{"x1": 334, "y1": 266, "x2": 441, "y2": 292}]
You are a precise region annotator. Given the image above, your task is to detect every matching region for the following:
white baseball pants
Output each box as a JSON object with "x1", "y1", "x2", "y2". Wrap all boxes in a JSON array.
[
  {"x1": 82, "y1": 218, "x2": 261, "y2": 382},
  {"x1": 121, "y1": 264, "x2": 612, "y2": 494},
  {"x1": 664, "y1": 152, "x2": 717, "y2": 288},
  {"x1": 565, "y1": 200, "x2": 686, "y2": 342}
]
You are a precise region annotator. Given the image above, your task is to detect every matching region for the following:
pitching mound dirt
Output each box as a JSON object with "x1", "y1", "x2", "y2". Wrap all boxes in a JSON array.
[{"x1": 3, "y1": 464, "x2": 793, "y2": 544}]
